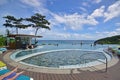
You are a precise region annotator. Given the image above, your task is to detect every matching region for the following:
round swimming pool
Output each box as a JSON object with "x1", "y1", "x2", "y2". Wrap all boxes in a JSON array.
[{"x1": 11, "y1": 49, "x2": 111, "y2": 69}]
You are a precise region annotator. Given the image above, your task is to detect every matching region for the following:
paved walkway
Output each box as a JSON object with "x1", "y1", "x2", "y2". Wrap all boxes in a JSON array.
[{"x1": 1, "y1": 50, "x2": 120, "y2": 80}]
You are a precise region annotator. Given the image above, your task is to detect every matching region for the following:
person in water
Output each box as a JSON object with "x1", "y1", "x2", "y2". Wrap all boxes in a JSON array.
[{"x1": 0, "y1": 66, "x2": 24, "y2": 80}]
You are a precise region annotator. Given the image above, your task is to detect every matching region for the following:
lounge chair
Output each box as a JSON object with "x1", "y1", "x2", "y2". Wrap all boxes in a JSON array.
[
  {"x1": 0, "y1": 69, "x2": 33, "y2": 80},
  {"x1": 0, "y1": 61, "x2": 7, "y2": 70},
  {"x1": 0, "y1": 48, "x2": 7, "y2": 53}
]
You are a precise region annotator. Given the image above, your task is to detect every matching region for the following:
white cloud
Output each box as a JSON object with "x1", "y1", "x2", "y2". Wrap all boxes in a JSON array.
[
  {"x1": 39, "y1": 30, "x2": 71, "y2": 40},
  {"x1": 18, "y1": 0, "x2": 120, "y2": 40},
  {"x1": 19, "y1": 27, "x2": 50, "y2": 35},
  {"x1": 39, "y1": 31, "x2": 95, "y2": 40},
  {"x1": 92, "y1": 0, "x2": 102, "y2": 4},
  {"x1": 115, "y1": 28, "x2": 120, "y2": 31},
  {"x1": 20, "y1": 0, "x2": 100, "y2": 31},
  {"x1": 20, "y1": 0, "x2": 51, "y2": 16},
  {"x1": 53, "y1": 14, "x2": 66, "y2": 23},
  {"x1": 79, "y1": 7, "x2": 87, "y2": 12},
  {"x1": 20, "y1": 0, "x2": 42, "y2": 8},
  {"x1": 95, "y1": 28, "x2": 120, "y2": 39},
  {"x1": 104, "y1": 1, "x2": 120, "y2": 22},
  {"x1": 41, "y1": 30, "x2": 114, "y2": 40},
  {"x1": 89, "y1": 1, "x2": 120, "y2": 22},
  {"x1": 50, "y1": 13, "x2": 98, "y2": 30},
  {"x1": 90, "y1": 6, "x2": 105, "y2": 18},
  {"x1": 9, "y1": 26, "x2": 120, "y2": 40}
]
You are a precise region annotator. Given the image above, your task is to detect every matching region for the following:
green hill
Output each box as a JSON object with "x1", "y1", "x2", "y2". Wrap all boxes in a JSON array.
[{"x1": 94, "y1": 35, "x2": 120, "y2": 44}]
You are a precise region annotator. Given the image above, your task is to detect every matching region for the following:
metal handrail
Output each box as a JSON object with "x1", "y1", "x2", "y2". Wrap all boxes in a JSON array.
[{"x1": 79, "y1": 52, "x2": 108, "y2": 72}]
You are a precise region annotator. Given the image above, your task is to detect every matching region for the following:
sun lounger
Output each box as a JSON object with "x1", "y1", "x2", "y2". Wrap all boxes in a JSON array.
[
  {"x1": 0, "y1": 48, "x2": 7, "y2": 53},
  {"x1": 0, "y1": 69, "x2": 33, "y2": 80},
  {"x1": 0, "y1": 61, "x2": 7, "y2": 70}
]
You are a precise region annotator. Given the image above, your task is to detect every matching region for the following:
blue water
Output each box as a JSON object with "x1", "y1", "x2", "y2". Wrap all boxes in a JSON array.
[
  {"x1": 12, "y1": 40, "x2": 119, "y2": 68},
  {"x1": 15, "y1": 40, "x2": 119, "y2": 58},
  {"x1": 22, "y1": 50, "x2": 105, "y2": 68},
  {"x1": 38, "y1": 40, "x2": 94, "y2": 44}
]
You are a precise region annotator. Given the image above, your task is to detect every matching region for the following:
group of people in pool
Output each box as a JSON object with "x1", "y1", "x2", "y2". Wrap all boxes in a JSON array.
[{"x1": 0, "y1": 66, "x2": 24, "y2": 80}]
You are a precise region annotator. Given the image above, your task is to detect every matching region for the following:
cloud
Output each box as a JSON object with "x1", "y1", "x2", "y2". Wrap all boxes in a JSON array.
[
  {"x1": 40, "y1": 30, "x2": 117, "y2": 40},
  {"x1": 16, "y1": 1, "x2": 120, "y2": 28},
  {"x1": 8, "y1": 25, "x2": 120, "y2": 40},
  {"x1": 20, "y1": 0, "x2": 42, "y2": 8},
  {"x1": 116, "y1": 28, "x2": 120, "y2": 31},
  {"x1": 42, "y1": 28, "x2": 120, "y2": 40},
  {"x1": 90, "y1": 6, "x2": 105, "y2": 18},
  {"x1": 38, "y1": 30, "x2": 72, "y2": 40},
  {"x1": 18, "y1": 0, "x2": 120, "y2": 40},
  {"x1": 50, "y1": 13, "x2": 98, "y2": 30},
  {"x1": 53, "y1": 14, "x2": 66, "y2": 23},
  {"x1": 20, "y1": 0, "x2": 99, "y2": 31},
  {"x1": 79, "y1": 7, "x2": 87, "y2": 12},
  {"x1": 104, "y1": 1, "x2": 120, "y2": 22},
  {"x1": 39, "y1": 31, "x2": 95, "y2": 40},
  {"x1": 95, "y1": 28, "x2": 120, "y2": 39},
  {"x1": 89, "y1": 1, "x2": 120, "y2": 22},
  {"x1": 50, "y1": 4, "x2": 120, "y2": 31},
  {"x1": 20, "y1": 0, "x2": 51, "y2": 16},
  {"x1": 92, "y1": 0, "x2": 102, "y2": 4}
]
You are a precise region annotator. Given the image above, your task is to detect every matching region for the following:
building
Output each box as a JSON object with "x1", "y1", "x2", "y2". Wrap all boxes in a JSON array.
[{"x1": 8, "y1": 34, "x2": 42, "y2": 49}]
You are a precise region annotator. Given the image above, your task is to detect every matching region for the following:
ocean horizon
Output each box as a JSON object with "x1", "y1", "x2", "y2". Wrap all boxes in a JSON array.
[
  {"x1": 30, "y1": 40, "x2": 118, "y2": 52},
  {"x1": 37, "y1": 40, "x2": 95, "y2": 45}
]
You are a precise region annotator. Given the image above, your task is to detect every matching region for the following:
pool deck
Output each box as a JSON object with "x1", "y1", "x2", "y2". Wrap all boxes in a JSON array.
[{"x1": 1, "y1": 50, "x2": 120, "y2": 80}]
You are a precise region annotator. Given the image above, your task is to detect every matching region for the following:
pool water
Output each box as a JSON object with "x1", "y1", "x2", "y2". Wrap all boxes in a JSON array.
[
  {"x1": 11, "y1": 40, "x2": 118, "y2": 68},
  {"x1": 22, "y1": 50, "x2": 106, "y2": 68},
  {"x1": 15, "y1": 43, "x2": 117, "y2": 58}
]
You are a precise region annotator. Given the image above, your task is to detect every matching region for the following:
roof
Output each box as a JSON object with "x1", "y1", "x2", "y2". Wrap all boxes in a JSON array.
[{"x1": 8, "y1": 34, "x2": 42, "y2": 38}]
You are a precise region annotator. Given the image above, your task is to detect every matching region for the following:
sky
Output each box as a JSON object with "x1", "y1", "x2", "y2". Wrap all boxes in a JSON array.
[{"x1": 0, "y1": 0, "x2": 120, "y2": 40}]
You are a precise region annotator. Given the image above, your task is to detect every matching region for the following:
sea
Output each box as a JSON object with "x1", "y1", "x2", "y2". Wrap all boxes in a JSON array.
[{"x1": 35, "y1": 40, "x2": 119, "y2": 51}]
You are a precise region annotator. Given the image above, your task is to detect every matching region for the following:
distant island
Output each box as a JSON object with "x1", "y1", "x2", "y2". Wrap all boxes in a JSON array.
[{"x1": 94, "y1": 35, "x2": 120, "y2": 44}]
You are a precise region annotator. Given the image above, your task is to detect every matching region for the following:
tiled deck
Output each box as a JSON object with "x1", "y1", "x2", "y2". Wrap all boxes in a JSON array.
[{"x1": 1, "y1": 50, "x2": 120, "y2": 80}]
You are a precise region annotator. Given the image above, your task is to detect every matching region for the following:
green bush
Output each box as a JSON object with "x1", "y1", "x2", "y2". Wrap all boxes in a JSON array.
[{"x1": 0, "y1": 36, "x2": 7, "y2": 47}]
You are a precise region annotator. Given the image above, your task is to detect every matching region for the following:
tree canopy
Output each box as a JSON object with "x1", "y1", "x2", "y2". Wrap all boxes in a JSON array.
[
  {"x1": 3, "y1": 13, "x2": 50, "y2": 44},
  {"x1": 3, "y1": 15, "x2": 28, "y2": 34},
  {"x1": 3, "y1": 13, "x2": 50, "y2": 35},
  {"x1": 25, "y1": 13, "x2": 50, "y2": 36}
]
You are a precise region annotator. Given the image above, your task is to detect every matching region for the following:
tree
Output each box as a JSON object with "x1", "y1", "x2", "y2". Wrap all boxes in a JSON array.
[
  {"x1": 3, "y1": 15, "x2": 28, "y2": 34},
  {"x1": 26, "y1": 13, "x2": 50, "y2": 43}
]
